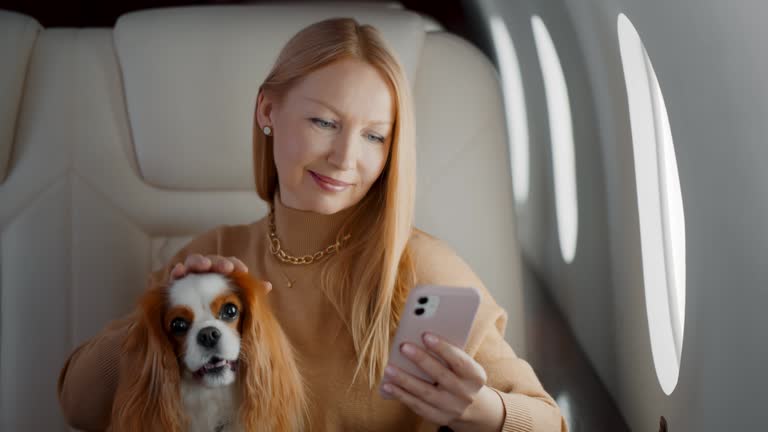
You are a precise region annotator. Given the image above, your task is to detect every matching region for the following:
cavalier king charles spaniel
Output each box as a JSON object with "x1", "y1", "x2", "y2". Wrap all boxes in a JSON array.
[{"x1": 110, "y1": 270, "x2": 306, "y2": 431}]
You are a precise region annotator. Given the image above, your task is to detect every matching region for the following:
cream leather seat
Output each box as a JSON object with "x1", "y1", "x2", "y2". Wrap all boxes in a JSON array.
[{"x1": 0, "y1": 5, "x2": 523, "y2": 430}]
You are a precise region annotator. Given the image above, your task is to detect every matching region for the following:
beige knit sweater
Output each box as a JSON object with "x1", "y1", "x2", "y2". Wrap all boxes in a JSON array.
[{"x1": 57, "y1": 195, "x2": 566, "y2": 432}]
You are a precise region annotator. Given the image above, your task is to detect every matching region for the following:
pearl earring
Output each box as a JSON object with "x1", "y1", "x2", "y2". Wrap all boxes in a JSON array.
[{"x1": 263, "y1": 126, "x2": 272, "y2": 136}]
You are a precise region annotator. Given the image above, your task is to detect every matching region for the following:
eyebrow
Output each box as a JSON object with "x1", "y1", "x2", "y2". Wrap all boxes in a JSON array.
[{"x1": 303, "y1": 96, "x2": 392, "y2": 126}]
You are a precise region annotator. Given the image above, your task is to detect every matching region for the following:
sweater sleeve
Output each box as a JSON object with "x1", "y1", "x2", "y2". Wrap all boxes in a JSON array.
[
  {"x1": 476, "y1": 309, "x2": 567, "y2": 432},
  {"x1": 57, "y1": 226, "x2": 228, "y2": 431},
  {"x1": 408, "y1": 231, "x2": 567, "y2": 432}
]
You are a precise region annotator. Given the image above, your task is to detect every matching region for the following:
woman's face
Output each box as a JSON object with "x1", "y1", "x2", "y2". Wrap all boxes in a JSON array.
[{"x1": 256, "y1": 59, "x2": 395, "y2": 214}]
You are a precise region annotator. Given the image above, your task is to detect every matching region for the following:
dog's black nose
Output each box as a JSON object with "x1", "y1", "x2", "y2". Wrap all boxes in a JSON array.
[{"x1": 197, "y1": 326, "x2": 221, "y2": 348}]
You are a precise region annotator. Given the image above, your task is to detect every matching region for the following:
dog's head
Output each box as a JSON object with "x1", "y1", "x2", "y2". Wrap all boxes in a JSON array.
[
  {"x1": 111, "y1": 270, "x2": 307, "y2": 432},
  {"x1": 165, "y1": 272, "x2": 244, "y2": 387}
]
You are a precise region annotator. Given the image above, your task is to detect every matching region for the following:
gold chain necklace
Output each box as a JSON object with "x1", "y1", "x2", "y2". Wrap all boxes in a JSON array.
[{"x1": 268, "y1": 209, "x2": 352, "y2": 265}]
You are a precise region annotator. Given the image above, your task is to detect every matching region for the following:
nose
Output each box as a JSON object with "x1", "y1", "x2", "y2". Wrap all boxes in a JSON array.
[
  {"x1": 197, "y1": 326, "x2": 221, "y2": 349},
  {"x1": 327, "y1": 132, "x2": 357, "y2": 171}
]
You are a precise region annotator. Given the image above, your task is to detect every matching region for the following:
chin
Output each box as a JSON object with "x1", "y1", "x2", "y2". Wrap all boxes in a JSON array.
[
  {"x1": 109, "y1": 271, "x2": 307, "y2": 432},
  {"x1": 308, "y1": 197, "x2": 355, "y2": 214},
  {"x1": 306, "y1": 190, "x2": 367, "y2": 215}
]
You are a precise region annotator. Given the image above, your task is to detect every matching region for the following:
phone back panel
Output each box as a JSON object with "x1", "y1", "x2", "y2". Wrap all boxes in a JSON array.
[{"x1": 380, "y1": 284, "x2": 481, "y2": 397}]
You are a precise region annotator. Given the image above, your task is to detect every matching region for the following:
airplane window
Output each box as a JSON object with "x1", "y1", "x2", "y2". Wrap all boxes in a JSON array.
[
  {"x1": 531, "y1": 15, "x2": 578, "y2": 264},
  {"x1": 488, "y1": 15, "x2": 530, "y2": 205},
  {"x1": 555, "y1": 391, "x2": 574, "y2": 430},
  {"x1": 618, "y1": 13, "x2": 686, "y2": 395}
]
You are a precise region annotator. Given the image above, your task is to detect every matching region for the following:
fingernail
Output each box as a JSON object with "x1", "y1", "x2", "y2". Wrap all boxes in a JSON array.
[
  {"x1": 424, "y1": 333, "x2": 438, "y2": 345},
  {"x1": 383, "y1": 384, "x2": 393, "y2": 393},
  {"x1": 401, "y1": 343, "x2": 416, "y2": 356},
  {"x1": 384, "y1": 366, "x2": 397, "y2": 377}
]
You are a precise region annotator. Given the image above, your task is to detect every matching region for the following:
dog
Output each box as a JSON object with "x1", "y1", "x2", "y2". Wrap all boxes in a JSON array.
[{"x1": 110, "y1": 270, "x2": 307, "y2": 431}]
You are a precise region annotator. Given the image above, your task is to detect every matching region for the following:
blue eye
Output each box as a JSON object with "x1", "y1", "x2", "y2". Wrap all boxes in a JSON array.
[
  {"x1": 311, "y1": 118, "x2": 335, "y2": 129},
  {"x1": 366, "y1": 133, "x2": 385, "y2": 143}
]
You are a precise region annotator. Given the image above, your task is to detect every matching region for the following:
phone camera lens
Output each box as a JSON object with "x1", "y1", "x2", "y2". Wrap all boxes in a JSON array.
[
  {"x1": 415, "y1": 307, "x2": 425, "y2": 316},
  {"x1": 418, "y1": 297, "x2": 428, "y2": 305}
]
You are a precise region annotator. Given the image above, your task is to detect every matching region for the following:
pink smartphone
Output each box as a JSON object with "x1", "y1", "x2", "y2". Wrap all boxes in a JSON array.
[{"x1": 379, "y1": 284, "x2": 481, "y2": 399}]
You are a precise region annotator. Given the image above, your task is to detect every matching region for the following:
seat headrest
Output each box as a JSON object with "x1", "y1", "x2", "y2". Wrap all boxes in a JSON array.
[
  {"x1": 0, "y1": 11, "x2": 41, "y2": 183},
  {"x1": 114, "y1": 5, "x2": 427, "y2": 191}
]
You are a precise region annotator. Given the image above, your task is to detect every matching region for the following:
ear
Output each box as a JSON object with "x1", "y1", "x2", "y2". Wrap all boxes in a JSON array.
[
  {"x1": 110, "y1": 284, "x2": 185, "y2": 432},
  {"x1": 255, "y1": 89, "x2": 276, "y2": 131},
  {"x1": 229, "y1": 271, "x2": 309, "y2": 431}
]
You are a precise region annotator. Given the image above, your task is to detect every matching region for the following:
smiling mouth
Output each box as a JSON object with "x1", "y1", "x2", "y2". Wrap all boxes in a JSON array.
[
  {"x1": 193, "y1": 356, "x2": 238, "y2": 378},
  {"x1": 309, "y1": 171, "x2": 353, "y2": 187}
]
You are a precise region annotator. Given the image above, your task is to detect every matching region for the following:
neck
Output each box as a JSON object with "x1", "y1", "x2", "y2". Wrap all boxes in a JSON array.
[
  {"x1": 180, "y1": 379, "x2": 239, "y2": 432},
  {"x1": 271, "y1": 192, "x2": 357, "y2": 256}
]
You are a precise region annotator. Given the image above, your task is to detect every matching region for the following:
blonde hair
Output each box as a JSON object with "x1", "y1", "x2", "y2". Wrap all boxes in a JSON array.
[{"x1": 253, "y1": 17, "x2": 416, "y2": 386}]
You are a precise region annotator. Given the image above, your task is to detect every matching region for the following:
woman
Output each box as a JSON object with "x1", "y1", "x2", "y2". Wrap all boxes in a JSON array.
[{"x1": 58, "y1": 17, "x2": 566, "y2": 432}]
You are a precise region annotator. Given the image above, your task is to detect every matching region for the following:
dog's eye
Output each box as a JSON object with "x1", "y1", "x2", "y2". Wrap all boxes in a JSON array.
[
  {"x1": 220, "y1": 303, "x2": 238, "y2": 321},
  {"x1": 170, "y1": 318, "x2": 190, "y2": 335}
]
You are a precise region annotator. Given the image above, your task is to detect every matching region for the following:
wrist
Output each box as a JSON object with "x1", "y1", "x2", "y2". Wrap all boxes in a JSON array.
[{"x1": 449, "y1": 386, "x2": 505, "y2": 432}]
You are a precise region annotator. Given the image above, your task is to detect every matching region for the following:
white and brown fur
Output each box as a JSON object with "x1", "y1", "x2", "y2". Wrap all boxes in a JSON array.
[{"x1": 110, "y1": 270, "x2": 307, "y2": 432}]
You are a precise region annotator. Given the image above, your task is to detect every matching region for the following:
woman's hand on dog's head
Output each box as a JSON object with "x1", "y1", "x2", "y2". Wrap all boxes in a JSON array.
[{"x1": 170, "y1": 254, "x2": 249, "y2": 282}]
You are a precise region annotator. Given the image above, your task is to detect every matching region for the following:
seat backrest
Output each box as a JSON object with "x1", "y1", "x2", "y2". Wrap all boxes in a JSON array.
[
  {"x1": 0, "y1": 5, "x2": 523, "y2": 430},
  {"x1": 0, "y1": 10, "x2": 40, "y2": 184}
]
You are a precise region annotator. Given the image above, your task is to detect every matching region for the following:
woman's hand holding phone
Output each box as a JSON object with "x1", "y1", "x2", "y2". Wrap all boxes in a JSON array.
[
  {"x1": 381, "y1": 332, "x2": 504, "y2": 432},
  {"x1": 379, "y1": 285, "x2": 504, "y2": 431}
]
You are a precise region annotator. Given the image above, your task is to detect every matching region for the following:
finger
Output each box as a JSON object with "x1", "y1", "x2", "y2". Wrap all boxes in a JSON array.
[
  {"x1": 207, "y1": 255, "x2": 234, "y2": 274},
  {"x1": 423, "y1": 333, "x2": 487, "y2": 387},
  {"x1": 185, "y1": 254, "x2": 211, "y2": 272},
  {"x1": 169, "y1": 263, "x2": 187, "y2": 281},
  {"x1": 399, "y1": 343, "x2": 471, "y2": 400},
  {"x1": 228, "y1": 256, "x2": 249, "y2": 273},
  {"x1": 384, "y1": 364, "x2": 464, "y2": 411},
  {"x1": 381, "y1": 382, "x2": 451, "y2": 425}
]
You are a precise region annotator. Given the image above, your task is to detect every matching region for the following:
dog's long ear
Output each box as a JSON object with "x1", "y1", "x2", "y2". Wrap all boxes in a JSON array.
[
  {"x1": 111, "y1": 284, "x2": 185, "y2": 432},
  {"x1": 230, "y1": 271, "x2": 309, "y2": 432}
]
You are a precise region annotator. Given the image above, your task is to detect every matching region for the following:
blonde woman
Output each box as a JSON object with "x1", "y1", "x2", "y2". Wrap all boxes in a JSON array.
[{"x1": 58, "y1": 17, "x2": 566, "y2": 432}]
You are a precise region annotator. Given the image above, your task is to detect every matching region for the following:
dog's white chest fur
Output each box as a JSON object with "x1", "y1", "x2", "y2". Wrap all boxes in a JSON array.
[{"x1": 181, "y1": 381, "x2": 240, "y2": 432}]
